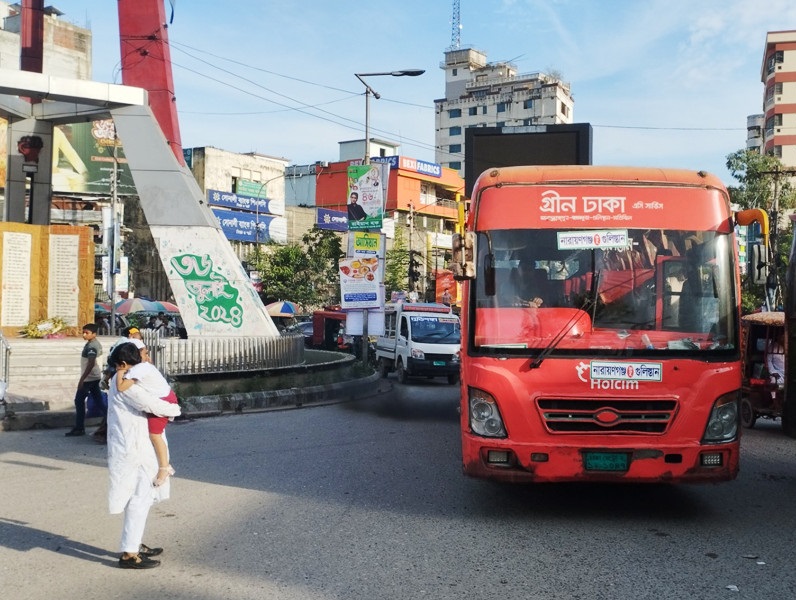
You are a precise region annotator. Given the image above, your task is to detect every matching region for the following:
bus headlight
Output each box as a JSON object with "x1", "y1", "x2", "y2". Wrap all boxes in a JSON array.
[
  {"x1": 469, "y1": 387, "x2": 506, "y2": 438},
  {"x1": 703, "y1": 391, "x2": 739, "y2": 443}
]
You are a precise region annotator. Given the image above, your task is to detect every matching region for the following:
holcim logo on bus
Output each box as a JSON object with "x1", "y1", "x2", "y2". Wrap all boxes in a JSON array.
[{"x1": 576, "y1": 360, "x2": 662, "y2": 389}]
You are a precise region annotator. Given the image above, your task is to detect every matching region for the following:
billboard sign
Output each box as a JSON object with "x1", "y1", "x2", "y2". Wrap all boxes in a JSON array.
[
  {"x1": 207, "y1": 189, "x2": 285, "y2": 216},
  {"x1": 211, "y1": 208, "x2": 287, "y2": 244},
  {"x1": 316, "y1": 208, "x2": 348, "y2": 231},
  {"x1": 346, "y1": 163, "x2": 388, "y2": 231},
  {"x1": 52, "y1": 120, "x2": 137, "y2": 195}
]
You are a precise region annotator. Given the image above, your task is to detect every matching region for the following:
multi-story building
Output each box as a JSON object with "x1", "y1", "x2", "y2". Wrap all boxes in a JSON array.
[
  {"x1": 0, "y1": 3, "x2": 91, "y2": 78},
  {"x1": 761, "y1": 30, "x2": 796, "y2": 167},
  {"x1": 746, "y1": 114, "x2": 764, "y2": 153},
  {"x1": 434, "y1": 47, "x2": 574, "y2": 177}
]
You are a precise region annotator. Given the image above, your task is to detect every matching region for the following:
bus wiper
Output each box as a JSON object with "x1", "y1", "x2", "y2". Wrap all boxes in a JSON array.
[{"x1": 529, "y1": 270, "x2": 601, "y2": 369}]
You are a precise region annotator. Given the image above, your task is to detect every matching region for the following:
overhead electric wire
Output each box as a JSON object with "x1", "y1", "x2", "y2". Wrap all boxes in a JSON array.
[
  {"x1": 164, "y1": 43, "x2": 441, "y2": 156},
  {"x1": 157, "y1": 37, "x2": 746, "y2": 166}
]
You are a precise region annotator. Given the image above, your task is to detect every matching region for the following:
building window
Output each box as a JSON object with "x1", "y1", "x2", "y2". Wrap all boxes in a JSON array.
[
  {"x1": 497, "y1": 102, "x2": 507, "y2": 113},
  {"x1": 448, "y1": 108, "x2": 461, "y2": 118},
  {"x1": 482, "y1": 106, "x2": 487, "y2": 115},
  {"x1": 772, "y1": 145, "x2": 782, "y2": 158},
  {"x1": 523, "y1": 118, "x2": 537, "y2": 126},
  {"x1": 450, "y1": 161, "x2": 462, "y2": 170},
  {"x1": 523, "y1": 99, "x2": 534, "y2": 109},
  {"x1": 452, "y1": 68, "x2": 458, "y2": 76},
  {"x1": 560, "y1": 102, "x2": 569, "y2": 117},
  {"x1": 767, "y1": 51, "x2": 784, "y2": 75},
  {"x1": 496, "y1": 121, "x2": 505, "y2": 127},
  {"x1": 449, "y1": 126, "x2": 462, "y2": 136},
  {"x1": 468, "y1": 106, "x2": 478, "y2": 116},
  {"x1": 449, "y1": 144, "x2": 462, "y2": 153},
  {"x1": 775, "y1": 82, "x2": 783, "y2": 95}
]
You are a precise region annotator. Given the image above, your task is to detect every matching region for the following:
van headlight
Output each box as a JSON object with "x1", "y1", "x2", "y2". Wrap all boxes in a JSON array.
[
  {"x1": 469, "y1": 387, "x2": 506, "y2": 438},
  {"x1": 411, "y1": 348, "x2": 425, "y2": 359},
  {"x1": 703, "y1": 391, "x2": 739, "y2": 443}
]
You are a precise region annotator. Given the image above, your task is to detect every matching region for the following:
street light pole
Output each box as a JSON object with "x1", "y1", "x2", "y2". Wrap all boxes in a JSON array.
[{"x1": 353, "y1": 69, "x2": 424, "y2": 362}]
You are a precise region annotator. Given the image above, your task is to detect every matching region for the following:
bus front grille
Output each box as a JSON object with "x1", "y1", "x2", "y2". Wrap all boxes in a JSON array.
[{"x1": 537, "y1": 399, "x2": 677, "y2": 433}]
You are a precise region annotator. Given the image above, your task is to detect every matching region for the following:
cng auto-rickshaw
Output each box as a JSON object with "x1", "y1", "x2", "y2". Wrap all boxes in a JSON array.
[{"x1": 740, "y1": 311, "x2": 785, "y2": 429}]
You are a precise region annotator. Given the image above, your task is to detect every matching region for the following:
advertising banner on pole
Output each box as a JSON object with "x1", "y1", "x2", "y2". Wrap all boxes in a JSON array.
[
  {"x1": 346, "y1": 163, "x2": 388, "y2": 231},
  {"x1": 339, "y1": 257, "x2": 380, "y2": 309}
]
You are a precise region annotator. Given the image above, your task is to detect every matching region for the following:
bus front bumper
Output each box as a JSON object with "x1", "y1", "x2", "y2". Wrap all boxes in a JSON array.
[{"x1": 461, "y1": 436, "x2": 739, "y2": 483}]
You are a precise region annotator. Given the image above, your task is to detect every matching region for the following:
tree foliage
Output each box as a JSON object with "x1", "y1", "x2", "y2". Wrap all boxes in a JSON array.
[
  {"x1": 247, "y1": 227, "x2": 343, "y2": 310},
  {"x1": 384, "y1": 226, "x2": 409, "y2": 297},
  {"x1": 726, "y1": 149, "x2": 796, "y2": 211},
  {"x1": 725, "y1": 149, "x2": 796, "y2": 311}
]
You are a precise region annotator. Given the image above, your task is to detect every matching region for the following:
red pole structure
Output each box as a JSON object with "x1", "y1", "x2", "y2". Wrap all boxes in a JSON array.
[
  {"x1": 20, "y1": 0, "x2": 44, "y2": 99},
  {"x1": 117, "y1": 0, "x2": 184, "y2": 165}
]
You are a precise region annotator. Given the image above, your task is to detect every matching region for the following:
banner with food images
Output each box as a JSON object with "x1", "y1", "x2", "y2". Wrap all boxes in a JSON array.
[{"x1": 339, "y1": 257, "x2": 380, "y2": 309}]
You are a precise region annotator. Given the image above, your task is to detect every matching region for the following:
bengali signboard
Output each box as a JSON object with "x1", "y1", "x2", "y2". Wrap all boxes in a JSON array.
[
  {"x1": 316, "y1": 208, "x2": 348, "y2": 232},
  {"x1": 207, "y1": 189, "x2": 285, "y2": 216},
  {"x1": 211, "y1": 208, "x2": 287, "y2": 244}
]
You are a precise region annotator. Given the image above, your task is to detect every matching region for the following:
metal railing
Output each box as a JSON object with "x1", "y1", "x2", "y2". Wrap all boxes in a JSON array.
[
  {"x1": 0, "y1": 332, "x2": 10, "y2": 401},
  {"x1": 141, "y1": 331, "x2": 305, "y2": 378}
]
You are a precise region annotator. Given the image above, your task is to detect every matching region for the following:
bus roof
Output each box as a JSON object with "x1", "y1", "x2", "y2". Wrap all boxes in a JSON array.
[{"x1": 472, "y1": 165, "x2": 727, "y2": 192}]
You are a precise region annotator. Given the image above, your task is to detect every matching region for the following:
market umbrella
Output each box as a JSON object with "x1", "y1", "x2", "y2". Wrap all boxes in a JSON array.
[
  {"x1": 115, "y1": 298, "x2": 162, "y2": 314},
  {"x1": 265, "y1": 300, "x2": 298, "y2": 317},
  {"x1": 154, "y1": 300, "x2": 180, "y2": 313},
  {"x1": 94, "y1": 302, "x2": 111, "y2": 314}
]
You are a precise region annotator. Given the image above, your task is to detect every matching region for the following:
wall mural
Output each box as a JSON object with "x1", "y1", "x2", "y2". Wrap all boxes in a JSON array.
[{"x1": 170, "y1": 253, "x2": 243, "y2": 328}]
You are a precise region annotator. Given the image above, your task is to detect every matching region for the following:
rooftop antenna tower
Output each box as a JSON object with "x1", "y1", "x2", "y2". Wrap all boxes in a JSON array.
[{"x1": 450, "y1": 0, "x2": 461, "y2": 49}]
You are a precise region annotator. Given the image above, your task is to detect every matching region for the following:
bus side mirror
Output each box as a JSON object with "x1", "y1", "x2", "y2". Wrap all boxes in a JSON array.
[
  {"x1": 750, "y1": 243, "x2": 768, "y2": 286},
  {"x1": 452, "y1": 232, "x2": 476, "y2": 280}
]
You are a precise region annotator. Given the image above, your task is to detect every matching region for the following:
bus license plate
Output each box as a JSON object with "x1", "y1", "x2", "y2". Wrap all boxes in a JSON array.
[
  {"x1": 433, "y1": 361, "x2": 446, "y2": 366},
  {"x1": 583, "y1": 452, "x2": 629, "y2": 472}
]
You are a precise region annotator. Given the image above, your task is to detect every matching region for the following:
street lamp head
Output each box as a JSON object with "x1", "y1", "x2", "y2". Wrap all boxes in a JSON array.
[{"x1": 392, "y1": 69, "x2": 425, "y2": 77}]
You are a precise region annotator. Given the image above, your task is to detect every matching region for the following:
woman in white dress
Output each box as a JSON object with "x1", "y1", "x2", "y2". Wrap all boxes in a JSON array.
[{"x1": 107, "y1": 341, "x2": 181, "y2": 569}]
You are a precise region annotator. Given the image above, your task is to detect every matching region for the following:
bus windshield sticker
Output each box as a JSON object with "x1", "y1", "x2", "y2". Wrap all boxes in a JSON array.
[
  {"x1": 589, "y1": 360, "x2": 663, "y2": 382},
  {"x1": 557, "y1": 230, "x2": 629, "y2": 251}
]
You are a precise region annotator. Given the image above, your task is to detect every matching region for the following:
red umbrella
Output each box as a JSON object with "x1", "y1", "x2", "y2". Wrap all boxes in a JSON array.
[
  {"x1": 115, "y1": 298, "x2": 161, "y2": 314},
  {"x1": 155, "y1": 300, "x2": 180, "y2": 313}
]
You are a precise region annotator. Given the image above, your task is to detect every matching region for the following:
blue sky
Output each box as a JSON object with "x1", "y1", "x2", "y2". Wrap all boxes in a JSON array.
[{"x1": 60, "y1": 0, "x2": 796, "y2": 186}]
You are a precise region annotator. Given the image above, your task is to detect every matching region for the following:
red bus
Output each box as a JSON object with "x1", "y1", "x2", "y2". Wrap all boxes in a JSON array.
[{"x1": 453, "y1": 165, "x2": 767, "y2": 483}]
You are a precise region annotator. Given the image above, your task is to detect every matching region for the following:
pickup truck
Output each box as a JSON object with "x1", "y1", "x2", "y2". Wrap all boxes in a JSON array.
[{"x1": 375, "y1": 302, "x2": 461, "y2": 384}]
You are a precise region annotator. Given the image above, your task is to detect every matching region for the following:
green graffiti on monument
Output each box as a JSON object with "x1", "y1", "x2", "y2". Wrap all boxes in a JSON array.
[{"x1": 170, "y1": 254, "x2": 243, "y2": 328}]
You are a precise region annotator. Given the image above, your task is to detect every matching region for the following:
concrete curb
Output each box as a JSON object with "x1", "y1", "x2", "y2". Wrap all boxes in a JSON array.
[{"x1": 1, "y1": 372, "x2": 389, "y2": 432}]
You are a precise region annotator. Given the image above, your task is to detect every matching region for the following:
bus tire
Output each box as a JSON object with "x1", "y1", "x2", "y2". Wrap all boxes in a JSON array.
[
  {"x1": 396, "y1": 359, "x2": 408, "y2": 384},
  {"x1": 740, "y1": 397, "x2": 757, "y2": 429}
]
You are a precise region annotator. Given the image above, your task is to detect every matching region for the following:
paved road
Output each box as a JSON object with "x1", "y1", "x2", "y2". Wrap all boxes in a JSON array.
[{"x1": 2, "y1": 377, "x2": 796, "y2": 600}]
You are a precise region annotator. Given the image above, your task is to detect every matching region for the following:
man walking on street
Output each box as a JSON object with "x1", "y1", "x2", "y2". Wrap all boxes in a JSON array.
[{"x1": 65, "y1": 323, "x2": 105, "y2": 438}]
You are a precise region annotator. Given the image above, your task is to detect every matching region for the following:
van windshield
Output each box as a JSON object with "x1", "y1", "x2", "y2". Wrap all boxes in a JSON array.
[
  {"x1": 472, "y1": 227, "x2": 737, "y2": 358},
  {"x1": 410, "y1": 316, "x2": 461, "y2": 344}
]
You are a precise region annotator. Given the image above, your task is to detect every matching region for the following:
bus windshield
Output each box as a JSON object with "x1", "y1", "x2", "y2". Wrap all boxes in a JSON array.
[{"x1": 472, "y1": 227, "x2": 737, "y2": 357}]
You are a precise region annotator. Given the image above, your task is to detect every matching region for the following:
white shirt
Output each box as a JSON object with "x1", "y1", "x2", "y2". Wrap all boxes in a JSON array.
[
  {"x1": 106, "y1": 376, "x2": 181, "y2": 514},
  {"x1": 767, "y1": 341, "x2": 785, "y2": 383},
  {"x1": 126, "y1": 361, "x2": 171, "y2": 398}
]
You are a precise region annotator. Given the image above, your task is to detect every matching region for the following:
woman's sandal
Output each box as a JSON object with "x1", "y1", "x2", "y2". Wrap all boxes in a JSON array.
[{"x1": 154, "y1": 465, "x2": 175, "y2": 487}]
